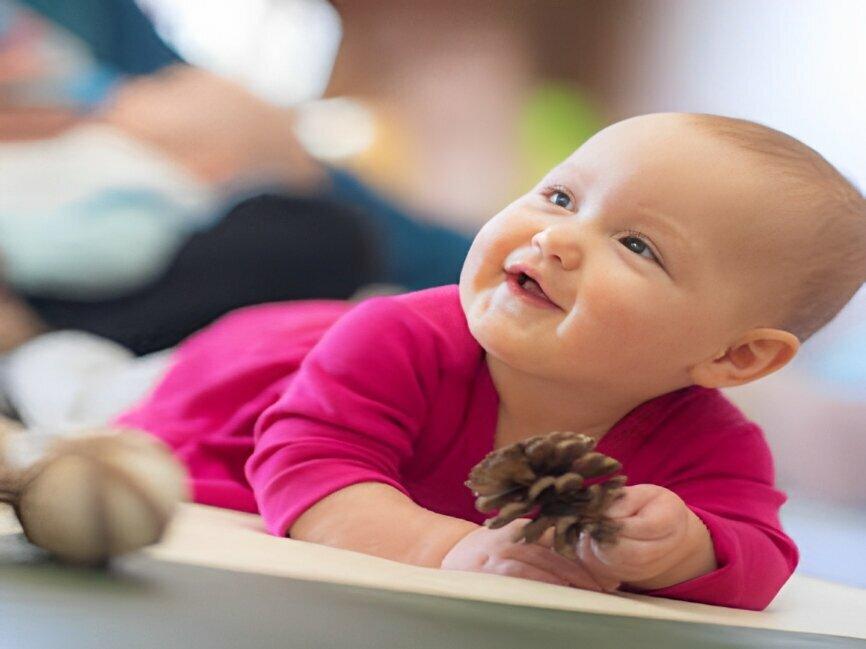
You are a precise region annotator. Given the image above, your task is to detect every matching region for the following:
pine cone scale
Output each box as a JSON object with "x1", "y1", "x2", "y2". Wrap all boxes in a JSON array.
[
  {"x1": 527, "y1": 475, "x2": 557, "y2": 500},
  {"x1": 475, "y1": 487, "x2": 524, "y2": 512},
  {"x1": 466, "y1": 431, "x2": 626, "y2": 558}
]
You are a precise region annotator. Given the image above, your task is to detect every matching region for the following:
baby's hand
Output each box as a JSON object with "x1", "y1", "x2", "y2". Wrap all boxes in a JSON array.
[
  {"x1": 576, "y1": 484, "x2": 716, "y2": 590},
  {"x1": 441, "y1": 519, "x2": 618, "y2": 591}
]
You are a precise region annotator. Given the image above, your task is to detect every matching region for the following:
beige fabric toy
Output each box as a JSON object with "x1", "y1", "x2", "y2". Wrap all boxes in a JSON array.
[{"x1": 0, "y1": 419, "x2": 187, "y2": 565}]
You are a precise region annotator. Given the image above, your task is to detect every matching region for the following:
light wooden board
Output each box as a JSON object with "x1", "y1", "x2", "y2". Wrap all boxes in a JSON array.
[
  {"x1": 3, "y1": 502, "x2": 865, "y2": 641},
  {"x1": 126, "y1": 504, "x2": 866, "y2": 639}
]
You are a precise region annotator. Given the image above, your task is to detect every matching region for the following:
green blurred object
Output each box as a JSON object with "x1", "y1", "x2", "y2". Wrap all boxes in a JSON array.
[{"x1": 519, "y1": 82, "x2": 604, "y2": 188}]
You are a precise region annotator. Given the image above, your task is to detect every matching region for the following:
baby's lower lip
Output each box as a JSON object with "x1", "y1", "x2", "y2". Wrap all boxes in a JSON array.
[{"x1": 505, "y1": 273, "x2": 559, "y2": 310}]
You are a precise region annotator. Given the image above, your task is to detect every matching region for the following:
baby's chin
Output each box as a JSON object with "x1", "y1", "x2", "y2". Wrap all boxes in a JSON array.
[{"x1": 467, "y1": 309, "x2": 562, "y2": 367}]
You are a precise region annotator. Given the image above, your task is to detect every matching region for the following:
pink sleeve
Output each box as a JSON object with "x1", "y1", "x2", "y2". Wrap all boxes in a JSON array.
[
  {"x1": 244, "y1": 297, "x2": 440, "y2": 536},
  {"x1": 637, "y1": 425, "x2": 799, "y2": 610}
]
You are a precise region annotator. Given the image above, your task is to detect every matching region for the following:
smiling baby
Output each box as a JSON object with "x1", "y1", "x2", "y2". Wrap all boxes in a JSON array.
[{"x1": 117, "y1": 112, "x2": 866, "y2": 610}]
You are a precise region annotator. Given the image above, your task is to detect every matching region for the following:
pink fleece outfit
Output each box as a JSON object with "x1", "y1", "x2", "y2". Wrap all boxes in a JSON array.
[{"x1": 117, "y1": 285, "x2": 798, "y2": 610}]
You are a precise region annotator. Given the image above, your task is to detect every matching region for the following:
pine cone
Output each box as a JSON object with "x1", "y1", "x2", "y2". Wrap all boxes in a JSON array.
[{"x1": 466, "y1": 431, "x2": 626, "y2": 559}]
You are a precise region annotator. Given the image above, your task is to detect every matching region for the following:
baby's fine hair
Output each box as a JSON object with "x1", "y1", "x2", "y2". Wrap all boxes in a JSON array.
[{"x1": 690, "y1": 114, "x2": 866, "y2": 342}]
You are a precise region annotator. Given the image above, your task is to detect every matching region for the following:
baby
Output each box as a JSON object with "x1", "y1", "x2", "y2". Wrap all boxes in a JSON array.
[{"x1": 117, "y1": 112, "x2": 866, "y2": 611}]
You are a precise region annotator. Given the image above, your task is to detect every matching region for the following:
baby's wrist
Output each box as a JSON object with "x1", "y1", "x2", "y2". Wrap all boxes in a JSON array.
[
  {"x1": 681, "y1": 509, "x2": 718, "y2": 574},
  {"x1": 427, "y1": 519, "x2": 481, "y2": 568},
  {"x1": 334, "y1": 509, "x2": 478, "y2": 568}
]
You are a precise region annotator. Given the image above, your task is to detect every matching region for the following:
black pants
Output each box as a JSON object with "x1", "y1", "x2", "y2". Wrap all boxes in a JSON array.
[{"x1": 24, "y1": 195, "x2": 379, "y2": 355}]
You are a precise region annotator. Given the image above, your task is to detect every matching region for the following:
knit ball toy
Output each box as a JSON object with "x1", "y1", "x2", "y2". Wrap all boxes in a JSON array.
[
  {"x1": 466, "y1": 431, "x2": 626, "y2": 558},
  {"x1": 0, "y1": 429, "x2": 187, "y2": 565}
]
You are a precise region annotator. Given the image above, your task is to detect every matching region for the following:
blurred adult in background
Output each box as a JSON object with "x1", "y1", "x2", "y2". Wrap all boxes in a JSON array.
[
  {"x1": 0, "y1": 0, "x2": 476, "y2": 355},
  {"x1": 0, "y1": 0, "x2": 608, "y2": 357},
  {"x1": 0, "y1": 0, "x2": 177, "y2": 135},
  {"x1": 17, "y1": 0, "x2": 179, "y2": 74}
]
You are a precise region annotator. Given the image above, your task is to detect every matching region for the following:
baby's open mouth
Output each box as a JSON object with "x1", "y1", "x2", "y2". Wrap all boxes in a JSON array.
[
  {"x1": 517, "y1": 272, "x2": 547, "y2": 299},
  {"x1": 506, "y1": 270, "x2": 559, "y2": 309}
]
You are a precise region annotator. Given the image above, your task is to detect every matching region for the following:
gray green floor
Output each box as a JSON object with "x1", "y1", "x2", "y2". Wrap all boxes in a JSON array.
[{"x1": 0, "y1": 531, "x2": 862, "y2": 649}]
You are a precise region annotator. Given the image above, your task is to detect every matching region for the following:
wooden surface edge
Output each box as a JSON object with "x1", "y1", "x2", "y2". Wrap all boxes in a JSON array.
[
  {"x1": 139, "y1": 504, "x2": 866, "y2": 640},
  {"x1": 3, "y1": 502, "x2": 863, "y2": 640}
]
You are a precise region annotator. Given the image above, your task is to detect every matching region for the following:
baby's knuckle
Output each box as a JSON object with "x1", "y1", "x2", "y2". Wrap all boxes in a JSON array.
[
  {"x1": 645, "y1": 516, "x2": 674, "y2": 537},
  {"x1": 623, "y1": 544, "x2": 657, "y2": 567},
  {"x1": 632, "y1": 483, "x2": 660, "y2": 497},
  {"x1": 658, "y1": 488, "x2": 685, "y2": 509},
  {"x1": 489, "y1": 559, "x2": 519, "y2": 577},
  {"x1": 498, "y1": 544, "x2": 521, "y2": 560},
  {"x1": 480, "y1": 553, "x2": 501, "y2": 571}
]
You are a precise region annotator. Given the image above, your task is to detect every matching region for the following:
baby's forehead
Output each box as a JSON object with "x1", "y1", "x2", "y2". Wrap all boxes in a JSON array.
[
  {"x1": 540, "y1": 155, "x2": 744, "y2": 226},
  {"x1": 542, "y1": 140, "x2": 801, "y2": 272},
  {"x1": 545, "y1": 124, "x2": 788, "y2": 218}
]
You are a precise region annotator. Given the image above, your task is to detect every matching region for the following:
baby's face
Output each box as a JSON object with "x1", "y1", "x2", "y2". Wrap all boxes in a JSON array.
[{"x1": 460, "y1": 113, "x2": 785, "y2": 397}]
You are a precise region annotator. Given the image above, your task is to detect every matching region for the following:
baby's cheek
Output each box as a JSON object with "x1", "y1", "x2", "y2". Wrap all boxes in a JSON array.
[
  {"x1": 579, "y1": 274, "x2": 651, "y2": 342},
  {"x1": 464, "y1": 221, "x2": 511, "y2": 272},
  {"x1": 572, "y1": 276, "x2": 690, "y2": 370}
]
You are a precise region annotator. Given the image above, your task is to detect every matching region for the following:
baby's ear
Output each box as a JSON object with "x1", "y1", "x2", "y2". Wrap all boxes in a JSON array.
[{"x1": 688, "y1": 328, "x2": 800, "y2": 389}]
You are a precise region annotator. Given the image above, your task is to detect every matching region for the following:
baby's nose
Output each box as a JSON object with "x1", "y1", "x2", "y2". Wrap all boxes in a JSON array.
[{"x1": 531, "y1": 226, "x2": 582, "y2": 270}]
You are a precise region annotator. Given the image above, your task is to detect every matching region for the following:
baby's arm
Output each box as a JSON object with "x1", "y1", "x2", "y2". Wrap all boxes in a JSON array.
[
  {"x1": 290, "y1": 482, "x2": 477, "y2": 567},
  {"x1": 578, "y1": 425, "x2": 798, "y2": 610},
  {"x1": 291, "y1": 481, "x2": 612, "y2": 589},
  {"x1": 246, "y1": 295, "x2": 608, "y2": 589}
]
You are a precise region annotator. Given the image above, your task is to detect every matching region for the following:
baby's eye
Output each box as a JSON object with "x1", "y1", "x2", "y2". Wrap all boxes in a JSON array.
[
  {"x1": 548, "y1": 189, "x2": 573, "y2": 210},
  {"x1": 618, "y1": 233, "x2": 660, "y2": 264}
]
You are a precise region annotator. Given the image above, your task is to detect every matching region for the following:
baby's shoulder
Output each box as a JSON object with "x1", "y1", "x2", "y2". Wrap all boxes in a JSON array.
[
  {"x1": 389, "y1": 285, "x2": 467, "y2": 333},
  {"x1": 384, "y1": 285, "x2": 481, "y2": 367},
  {"x1": 311, "y1": 285, "x2": 481, "y2": 376},
  {"x1": 665, "y1": 386, "x2": 760, "y2": 433},
  {"x1": 651, "y1": 386, "x2": 774, "y2": 469}
]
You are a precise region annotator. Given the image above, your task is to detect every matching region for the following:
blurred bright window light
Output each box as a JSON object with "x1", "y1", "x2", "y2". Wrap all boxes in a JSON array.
[
  {"x1": 136, "y1": 0, "x2": 341, "y2": 106},
  {"x1": 294, "y1": 97, "x2": 376, "y2": 161}
]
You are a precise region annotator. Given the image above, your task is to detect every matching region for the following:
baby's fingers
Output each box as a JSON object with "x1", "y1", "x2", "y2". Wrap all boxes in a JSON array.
[
  {"x1": 605, "y1": 484, "x2": 661, "y2": 519},
  {"x1": 616, "y1": 510, "x2": 676, "y2": 541},
  {"x1": 535, "y1": 527, "x2": 620, "y2": 591},
  {"x1": 509, "y1": 543, "x2": 610, "y2": 592},
  {"x1": 575, "y1": 534, "x2": 628, "y2": 581},
  {"x1": 578, "y1": 533, "x2": 668, "y2": 583},
  {"x1": 487, "y1": 558, "x2": 571, "y2": 587},
  {"x1": 615, "y1": 490, "x2": 685, "y2": 541}
]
